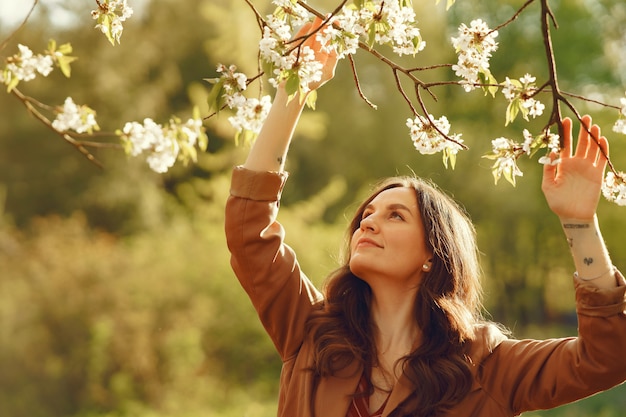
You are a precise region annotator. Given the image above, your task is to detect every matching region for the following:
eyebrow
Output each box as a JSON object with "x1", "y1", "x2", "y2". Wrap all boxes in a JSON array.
[{"x1": 364, "y1": 202, "x2": 415, "y2": 215}]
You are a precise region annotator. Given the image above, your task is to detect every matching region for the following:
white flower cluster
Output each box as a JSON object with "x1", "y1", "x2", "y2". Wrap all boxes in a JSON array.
[
  {"x1": 260, "y1": 1, "x2": 424, "y2": 93},
  {"x1": 52, "y1": 97, "x2": 99, "y2": 134},
  {"x1": 613, "y1": 95, "x2": 626, "y2": 135},
  {"x1": 406, "y1": 114, "x2": 464, "y2": 157},
  {"x1": 485, "y1": 127, "x2": 560, "y2": 185},
  {"x1": 2, "y1": 44, "x2": 53, "y2": 86},
  {"x1": 451, "y1": 19, "x2": 499, "y2": 92},
  {"x1": 502, "y1": 74, "x2": 545, "y2": 122},
  {"x1": 216, "y1": 63, "x2": 248, "y2": 108},
  {"x1": 259, "y1": 14, "x2": 324, "y2": 94},
  {"x1": 522, "y1": 128, "x2": 560, "y2": 165},
  {"x1": 120, "y1": 116, "x2": 205, "y2": 173},
  {"x1": 212, "y1": 64, "x2": 273, "y2": 139},
  {"x1": 327, "y1": 1, "x2": 425, "y2": 57},
  {"x1": 602, "y1": 171, "x2": 626, "y2": 206},
  {"x1": 91, "y1": 0, "x2": 134, "y2": 45},
  {"x1": 228, "y1": 95, "x2": 272, "y2": 137},
  {"x1": 487, "y1": 137, "x2": 524, "y2": 184}
]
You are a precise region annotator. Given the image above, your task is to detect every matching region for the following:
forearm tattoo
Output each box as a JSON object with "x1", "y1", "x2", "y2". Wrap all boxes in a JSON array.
[{"x1": 563, "y1": 223, "x2": 591, "y2": 229}]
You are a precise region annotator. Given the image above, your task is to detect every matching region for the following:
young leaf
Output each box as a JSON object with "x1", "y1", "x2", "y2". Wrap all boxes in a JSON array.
[
  {"x1": 305, "y1": 89, "x2": 317, "y2": 110},
  {"x1": 207, "y1": 79, "x2": 226, "y2": 113},
  {"x1": 284, "y1": 72, "x2": 300, "y2": 98}
]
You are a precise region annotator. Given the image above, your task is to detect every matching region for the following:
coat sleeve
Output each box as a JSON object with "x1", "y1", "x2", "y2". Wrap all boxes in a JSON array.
[
  {"x1": 224, "y1": 166, "x2": 324, "y2": 361},
  {"x1": 477, "y1": 270, "x2": 626, "y2": 415}
]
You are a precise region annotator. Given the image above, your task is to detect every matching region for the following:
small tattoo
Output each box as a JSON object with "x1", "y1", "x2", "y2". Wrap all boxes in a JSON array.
[
  {"x1": 277, "y1": 156, "x2": 284, "y2": 165},
  {"x1": 563, "y1": 224, "x2": 590, "y2": 229},
  {"x1": 583, "y1": 257, "x2": 594, "y2": 266}
]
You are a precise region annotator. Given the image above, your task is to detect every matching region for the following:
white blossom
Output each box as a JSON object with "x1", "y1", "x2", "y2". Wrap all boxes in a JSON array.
[
  {"x1": 228, "y1": 95, "x2": 272, "y2": 135},
  {"x1": 145, "y1": 131, "x2": 179, "y2": 173},
  {"x1": 502, "y1": 73, "x2": 545, "y2": 121},
  {"x1": 91, "y1": 0, "x2": 134, "y2": 44},
  {"x1": 217, "y1": 64, "x2": 248, "y2": 95},
  {"x1": 51, "y1": 97, "x2": 99, "y2": 134},
  {"x1": 5, "y1": 44, "x2": 54, "y2": 82},
  {"x1": 406, "y1": 114, "x2": 463, "y2": 156},
  {"x1": 602, "y1": 171, "x2": 626, "y2": 206},
  {"x1": 122, "y1": 118, "x2": 165, "y2": 157},
  {"x1": 451, "y1": 19, "x2": 498, "y2": 91},
  {"x1": 487, "y1": 137, "x2": 524, "y2": 184},
  {"x1": 613, "y1": 118, "x2": 626, "y2": 135},
  {"x1": 613, "y1": 94, "x2": 626, "y2": 135}
]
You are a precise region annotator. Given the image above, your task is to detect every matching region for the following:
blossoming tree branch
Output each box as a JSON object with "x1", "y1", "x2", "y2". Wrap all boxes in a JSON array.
[
  {"x1": 1, "y1": 0, "x2": 208, "y2": 173},
  {"x1": 206, "y1": 0, "x2": 626, "y2": 205},
  {"x1": 1, "y1": 0, "x2": 625, "y2": 205}
]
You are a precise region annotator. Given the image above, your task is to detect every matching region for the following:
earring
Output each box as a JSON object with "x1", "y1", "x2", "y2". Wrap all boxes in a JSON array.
[{"x1": 422, "y1": 263, "x2": 430, "y2": 271}]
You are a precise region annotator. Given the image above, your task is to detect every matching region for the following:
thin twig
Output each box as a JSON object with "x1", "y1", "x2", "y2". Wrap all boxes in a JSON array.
[
  {"x1": 0, "y1": 0, "x2": 39, "y2": 52},
  {"x1": 348, "y1": 54, "x2": 377, "y2": 109},
  {"x1": 11, "y1": 88, "x2": 119, "y2": 168}
]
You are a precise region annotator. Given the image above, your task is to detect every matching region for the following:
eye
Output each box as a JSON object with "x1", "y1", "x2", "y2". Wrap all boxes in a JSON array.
[{"x1": 390, "y1": 210, "x2": 404, "y2": 220}]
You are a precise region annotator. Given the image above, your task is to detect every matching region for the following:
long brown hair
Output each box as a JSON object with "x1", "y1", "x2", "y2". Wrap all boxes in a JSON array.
[{"x1": 306, "y1": 176, "x2": 485, "y2": 416}]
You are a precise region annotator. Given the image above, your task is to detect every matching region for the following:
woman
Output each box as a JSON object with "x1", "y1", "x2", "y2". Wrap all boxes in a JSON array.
[{"x1": 225, "y1": 19, "x2": 626, "y2": 417}]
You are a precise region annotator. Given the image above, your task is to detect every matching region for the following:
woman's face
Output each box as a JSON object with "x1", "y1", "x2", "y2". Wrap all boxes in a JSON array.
[{"x1": 349, "y1": 187, "x2": 432, "y2": 287}]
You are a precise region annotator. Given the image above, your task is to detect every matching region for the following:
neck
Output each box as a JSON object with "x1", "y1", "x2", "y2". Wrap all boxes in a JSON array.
[{"x1": 369, "y1": 284, "x2": 421, "y2": 355}]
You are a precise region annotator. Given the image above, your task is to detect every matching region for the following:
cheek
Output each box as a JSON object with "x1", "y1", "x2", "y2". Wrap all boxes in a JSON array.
[{"x1": 349, "y1": 230, "x2": 360, "y2": 254}]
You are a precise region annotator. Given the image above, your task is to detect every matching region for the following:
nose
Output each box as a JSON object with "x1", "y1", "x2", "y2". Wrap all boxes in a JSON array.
[{"x1": 359, "y1": 213, "x2": 379, "y2": 232}]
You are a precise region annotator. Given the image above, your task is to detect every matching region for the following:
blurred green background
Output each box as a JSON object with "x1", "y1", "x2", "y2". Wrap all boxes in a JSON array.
[{"x1": 1, "y1": 0, "x2": 625, "y2": 416}]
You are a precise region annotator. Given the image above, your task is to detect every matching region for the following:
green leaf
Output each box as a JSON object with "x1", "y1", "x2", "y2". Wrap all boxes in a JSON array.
[
  {"x1": 57, "y1": 42, "x2": 73, "y2": 55},
  {"x1": 57, "y1": 55, "x2": 77, "y2": 78},
  {"x1": 367, "y1": 24, "x2": 377, "y2": 48},
  {"x1": 6, "y1": 74, "x2": 19, "y2": 92},
  {"x1": 446, "y1": 149, "x2": 457, "y2": 170},
  {"x1": 305, "y1": 89, "x2": 317, "y2": 110},
  {"x1": 436, "y1": 0, "x2": 456, "y2": 10},
  {"x1": 491, "y1": 165, "x2": 501, "y2": 185},
  {"x1": 503, "y1": 166, "x2": 517, "y2": 187},
  {"x1": 505, "y1": 100, "x2": 519, "y2": 126},
  {"x1": 481, "y1": 70, "x2": 498, "y2": 97},
  {"x1": 284, "y1": 72, "x2": 300, "y2": 98},
  {"x1": 197, "y1": 131, "x2": 209, "y2": 152},
  {"x1": 207, "y1": 79, "x2": 225, "y2": 113},
  {"x1": 99, "y1": 14, "x2": 115, "y2": 46}
]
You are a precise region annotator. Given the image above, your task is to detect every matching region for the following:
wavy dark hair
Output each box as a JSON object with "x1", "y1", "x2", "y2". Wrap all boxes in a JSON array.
[{"x1": 305, "y1": 176, "x2": 486, "y2": 417}]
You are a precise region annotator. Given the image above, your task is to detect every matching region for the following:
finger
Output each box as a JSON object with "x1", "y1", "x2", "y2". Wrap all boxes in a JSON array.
[
  {"x1": 293, "y1": 24, "x2": 312, "y2": 44},
  {"x1": 586, "y1": 123, "x2": 601, "y2": 161},
  {"x1": 595, "y1": 135, "x2": 610, "y2": 169},
  {"x1": 561, "y1": 117, "x2": 573, "y2": 158},
  {"x1": 542, "y1": 151, "x2": 558, "y2": 184},
  {"x1": 574, "y1": 115, "x2": 592, "y2": 158},
  {"x1": 323, "y1": 44, "x2": 339, "y2": 74}
]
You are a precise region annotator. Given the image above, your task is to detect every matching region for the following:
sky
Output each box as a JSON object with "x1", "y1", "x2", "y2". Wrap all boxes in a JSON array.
[
  {"x1": 0, "y1": 0, "x2": 150, "y2": 30},
  {"x1": 0, "y1": 1, "x2": 36, "y2": 26}
]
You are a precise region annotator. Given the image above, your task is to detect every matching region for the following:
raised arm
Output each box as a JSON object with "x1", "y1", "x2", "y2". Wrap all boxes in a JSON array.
[
  {"x1": 243, "y1": 17, "x2": 338, "y2": 173},
  {"x1": 541, "y1": 115, "x2": 615, "y2": 289}
]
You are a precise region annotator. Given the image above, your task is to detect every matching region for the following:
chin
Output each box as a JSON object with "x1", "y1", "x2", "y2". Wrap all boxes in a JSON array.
[{"x1": 348, "y1": 260, "x2": 372, "y2": 283}]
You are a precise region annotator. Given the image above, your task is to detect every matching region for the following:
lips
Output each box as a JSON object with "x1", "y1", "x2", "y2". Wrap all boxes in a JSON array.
[{"x1": 356, "y1": 237, "x2": 382, "y2": 248}]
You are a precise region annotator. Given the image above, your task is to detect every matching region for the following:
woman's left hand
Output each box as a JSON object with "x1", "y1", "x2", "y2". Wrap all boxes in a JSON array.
[{"x1": 541, "y1": 115, "x2": 609, "y2": 220}]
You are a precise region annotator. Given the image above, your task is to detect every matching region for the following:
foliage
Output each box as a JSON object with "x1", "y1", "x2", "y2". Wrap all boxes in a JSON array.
[{"x1": 1, "y1": 1, "x2": 626, "y2": 417}]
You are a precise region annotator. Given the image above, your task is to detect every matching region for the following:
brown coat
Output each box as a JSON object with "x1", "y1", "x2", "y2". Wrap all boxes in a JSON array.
[{"x1": 225, "y1": 166, "x2": 626, "y2": 417}]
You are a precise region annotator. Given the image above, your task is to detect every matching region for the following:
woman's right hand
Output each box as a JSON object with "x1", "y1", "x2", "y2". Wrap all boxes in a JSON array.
[{"x1": 291, "y1": 17, "x2": 338, "y2": 92}]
